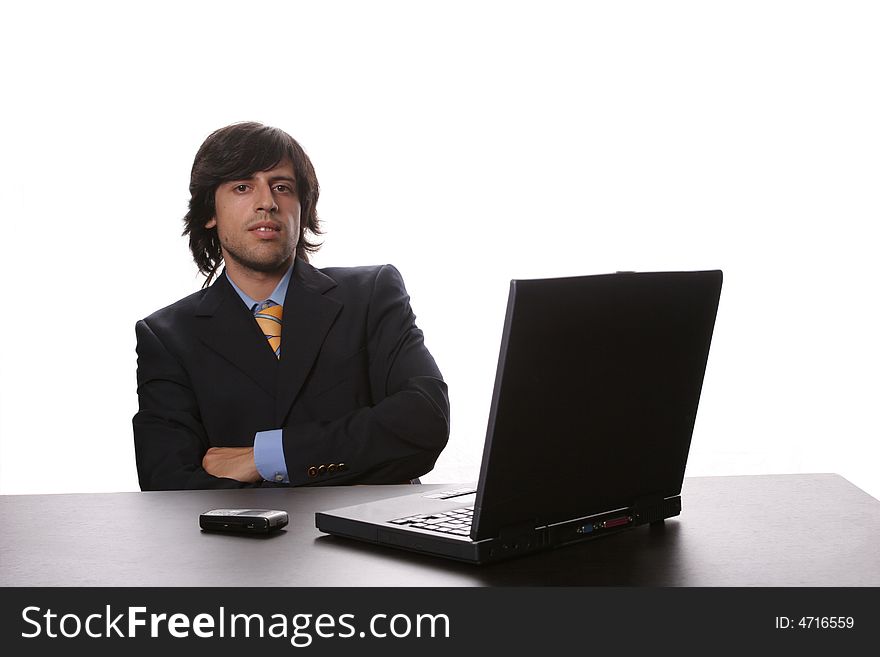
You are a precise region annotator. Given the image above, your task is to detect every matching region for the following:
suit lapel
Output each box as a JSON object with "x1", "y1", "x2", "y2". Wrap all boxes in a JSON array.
[
  {"x1": 194, "y1": 274, "x2": 279, "y2": 398},
  {"x1": 276, "y1": 258, "x2": 342, "y2": 425}
]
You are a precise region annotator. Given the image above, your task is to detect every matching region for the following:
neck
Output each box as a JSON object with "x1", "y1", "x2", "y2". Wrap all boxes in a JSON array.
[{"x1": 224, "y1": 259, "x2": 290, "y2": 301}]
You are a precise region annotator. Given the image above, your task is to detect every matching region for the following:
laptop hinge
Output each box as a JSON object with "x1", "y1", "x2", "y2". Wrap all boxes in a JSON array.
[
  {"x1": 633, "y1": 493, "x2": 664, "y2": 509},
  {"x1": 498, "y1": 519, "x2": 538, "y2": 543},
  {"x1": 633, "y1": 493, "x2": 681, "y2": 524}
]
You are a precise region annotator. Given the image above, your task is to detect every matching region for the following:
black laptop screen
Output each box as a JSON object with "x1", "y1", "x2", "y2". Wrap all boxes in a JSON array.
[{"x1": 472, "y1": 270, "x2": 722, "y2": 540}]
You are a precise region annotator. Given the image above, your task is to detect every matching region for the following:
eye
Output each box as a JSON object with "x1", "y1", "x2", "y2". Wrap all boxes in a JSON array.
[
  {"x1": 273, "y1": 184, "x2": 292, "y2": 193},
  {"x1": 234, "y1": 184, "x2": 249, "y2": 193}
]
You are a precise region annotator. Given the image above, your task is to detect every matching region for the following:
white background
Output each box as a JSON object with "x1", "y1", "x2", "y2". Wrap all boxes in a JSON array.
[{"x1": 1, "y1": 1, "x2": 877, "y2": 499}]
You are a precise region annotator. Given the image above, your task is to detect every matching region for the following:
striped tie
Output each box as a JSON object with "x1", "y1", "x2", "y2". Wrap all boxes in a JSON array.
[{"x1": 254, "y1": 303, "x2": 283, "y2": 358}]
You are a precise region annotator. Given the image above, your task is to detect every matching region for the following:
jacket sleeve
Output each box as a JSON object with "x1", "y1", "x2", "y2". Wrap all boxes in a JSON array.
[
  {"x1": 283, "y1": 264, "x2": 451, "y2": 485},
  {"x1": 132, "y1": 319, "x2": 261, "y2": 490}
]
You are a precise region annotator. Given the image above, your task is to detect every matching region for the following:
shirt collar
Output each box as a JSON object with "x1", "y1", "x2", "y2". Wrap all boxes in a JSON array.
[{"x1": 226, "y1": 264, "x2": 294, "y2": 311}]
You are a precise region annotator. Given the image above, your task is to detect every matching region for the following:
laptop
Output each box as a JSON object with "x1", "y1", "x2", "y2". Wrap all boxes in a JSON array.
[{"x1": 316, "y1": 270, "x2": 723, "y2": 563}]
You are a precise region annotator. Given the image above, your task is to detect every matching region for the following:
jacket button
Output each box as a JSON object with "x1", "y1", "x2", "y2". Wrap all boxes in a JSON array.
[
  {"x1": 338, "y1": 463, "x2": 348, "y2": 472},
  {"x1": 307, "y1": 466, "x2": 318, "y2": 477},
  {"x1": 327, "y1": 463, "x2": 337, "y2": 474},
  {"x1": 317, "y1": 464, "x2": 327, "y2": 476}
]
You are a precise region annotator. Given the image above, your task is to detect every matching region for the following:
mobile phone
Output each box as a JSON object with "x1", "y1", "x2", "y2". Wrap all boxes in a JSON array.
[{"x1": 199, "y1": 509, "x2": 289, "y2": 534}]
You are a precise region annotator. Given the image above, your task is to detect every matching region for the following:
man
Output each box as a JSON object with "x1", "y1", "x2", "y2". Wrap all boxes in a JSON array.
[{"x1": 133, "y1": 122, "x2": 449, "y2": 490}]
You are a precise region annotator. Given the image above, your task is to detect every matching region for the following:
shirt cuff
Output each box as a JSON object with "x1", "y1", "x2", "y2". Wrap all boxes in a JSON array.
[{"x1": 254, "y1": 429, "x2": 289, "y2": 484}]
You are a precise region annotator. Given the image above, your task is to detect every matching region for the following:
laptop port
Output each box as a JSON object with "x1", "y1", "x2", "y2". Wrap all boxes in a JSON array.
[{"x1": 599, "y1": 516, "x2": 632, "y2": 529}]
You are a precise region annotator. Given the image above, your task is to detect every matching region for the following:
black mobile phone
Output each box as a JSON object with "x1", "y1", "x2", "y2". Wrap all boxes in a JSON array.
[{"x1": 199, "y1": 509, "x2": 289, "y2": 534}]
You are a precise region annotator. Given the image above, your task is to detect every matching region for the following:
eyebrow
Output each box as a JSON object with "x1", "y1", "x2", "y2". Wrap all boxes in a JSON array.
[{"x1": 227, "y1": 174, "x2": 297, "y2": 185}]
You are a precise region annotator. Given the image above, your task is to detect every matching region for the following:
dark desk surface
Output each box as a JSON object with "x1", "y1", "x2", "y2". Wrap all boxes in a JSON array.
[{"x1": 2, "y1": 474, "x2": 878, "y2": 586}]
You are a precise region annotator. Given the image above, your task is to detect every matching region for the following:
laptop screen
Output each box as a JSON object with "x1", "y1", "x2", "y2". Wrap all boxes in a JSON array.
[{"x1": 472, "y1": 270, "x2": 722, "y2": 540}]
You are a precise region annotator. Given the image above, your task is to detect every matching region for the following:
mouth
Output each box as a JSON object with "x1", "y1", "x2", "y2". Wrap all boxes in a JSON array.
[
  {"x1": 248, "y1": 221, "x2": 283, "y2": 239},
  {"x1": 249, "y1": 221, "x2": 282, "y2": 232}
]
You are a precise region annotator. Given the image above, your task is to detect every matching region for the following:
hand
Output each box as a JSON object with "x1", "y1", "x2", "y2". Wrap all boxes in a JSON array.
[{"x1": 202, "y1": 447, "x2": 262, "y2": 483}]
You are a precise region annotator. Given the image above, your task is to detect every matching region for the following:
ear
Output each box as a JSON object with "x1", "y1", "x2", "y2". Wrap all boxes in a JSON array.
[{"x1": 205, "y1": 217, "x2": 217, "y2": 229}]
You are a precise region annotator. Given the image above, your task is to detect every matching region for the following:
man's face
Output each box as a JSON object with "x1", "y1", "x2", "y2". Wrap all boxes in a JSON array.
[{"x1": 206, "y1": 159, "x2": 301, "y2": 275}]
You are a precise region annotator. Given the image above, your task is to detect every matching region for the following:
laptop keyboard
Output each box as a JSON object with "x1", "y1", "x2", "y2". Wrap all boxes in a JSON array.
[{"x1": 389, "y1": 505, "x2": 474, "y2": 536}]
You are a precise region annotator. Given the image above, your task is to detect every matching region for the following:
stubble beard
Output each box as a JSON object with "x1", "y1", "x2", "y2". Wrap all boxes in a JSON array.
[{"x1": 221, "y1": 233, "x2": 297, "y2": 275}]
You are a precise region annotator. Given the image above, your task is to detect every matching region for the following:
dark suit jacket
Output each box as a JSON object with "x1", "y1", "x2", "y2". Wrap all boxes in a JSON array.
[{"x1": 133, "y1": 258, "x2": 450, "y2": 490}]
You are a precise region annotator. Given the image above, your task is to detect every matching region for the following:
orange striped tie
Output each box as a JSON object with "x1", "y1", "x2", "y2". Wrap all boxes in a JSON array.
[{"x1": 254, "y1": 303, "x2": 283, "y2": 358}]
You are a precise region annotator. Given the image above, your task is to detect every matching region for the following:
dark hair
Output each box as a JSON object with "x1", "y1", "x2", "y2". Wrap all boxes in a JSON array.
[{"x1": 183, "y1": 122, "x2": 322, "y2": 286}]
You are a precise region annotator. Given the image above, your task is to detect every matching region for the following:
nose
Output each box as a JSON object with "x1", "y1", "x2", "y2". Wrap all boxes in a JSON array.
[{"x1": 254, "y1": 181, "x2": 278, "y2": 213}]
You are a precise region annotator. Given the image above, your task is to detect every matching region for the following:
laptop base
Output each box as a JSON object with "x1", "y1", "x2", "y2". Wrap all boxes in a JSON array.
[{"x1": 316, "y1": 494, "x2": 681, "y2": 564}]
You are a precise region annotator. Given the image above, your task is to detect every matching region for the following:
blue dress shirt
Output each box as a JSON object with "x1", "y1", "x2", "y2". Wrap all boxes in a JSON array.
[{"x1": 225, "y1": 267, "x2": 293, "y2": 484}]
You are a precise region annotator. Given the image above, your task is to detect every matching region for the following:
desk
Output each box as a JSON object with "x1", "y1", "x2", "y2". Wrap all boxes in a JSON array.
[{"x1": 2, "y1": 474, "x2": 878, "y2": 586}]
